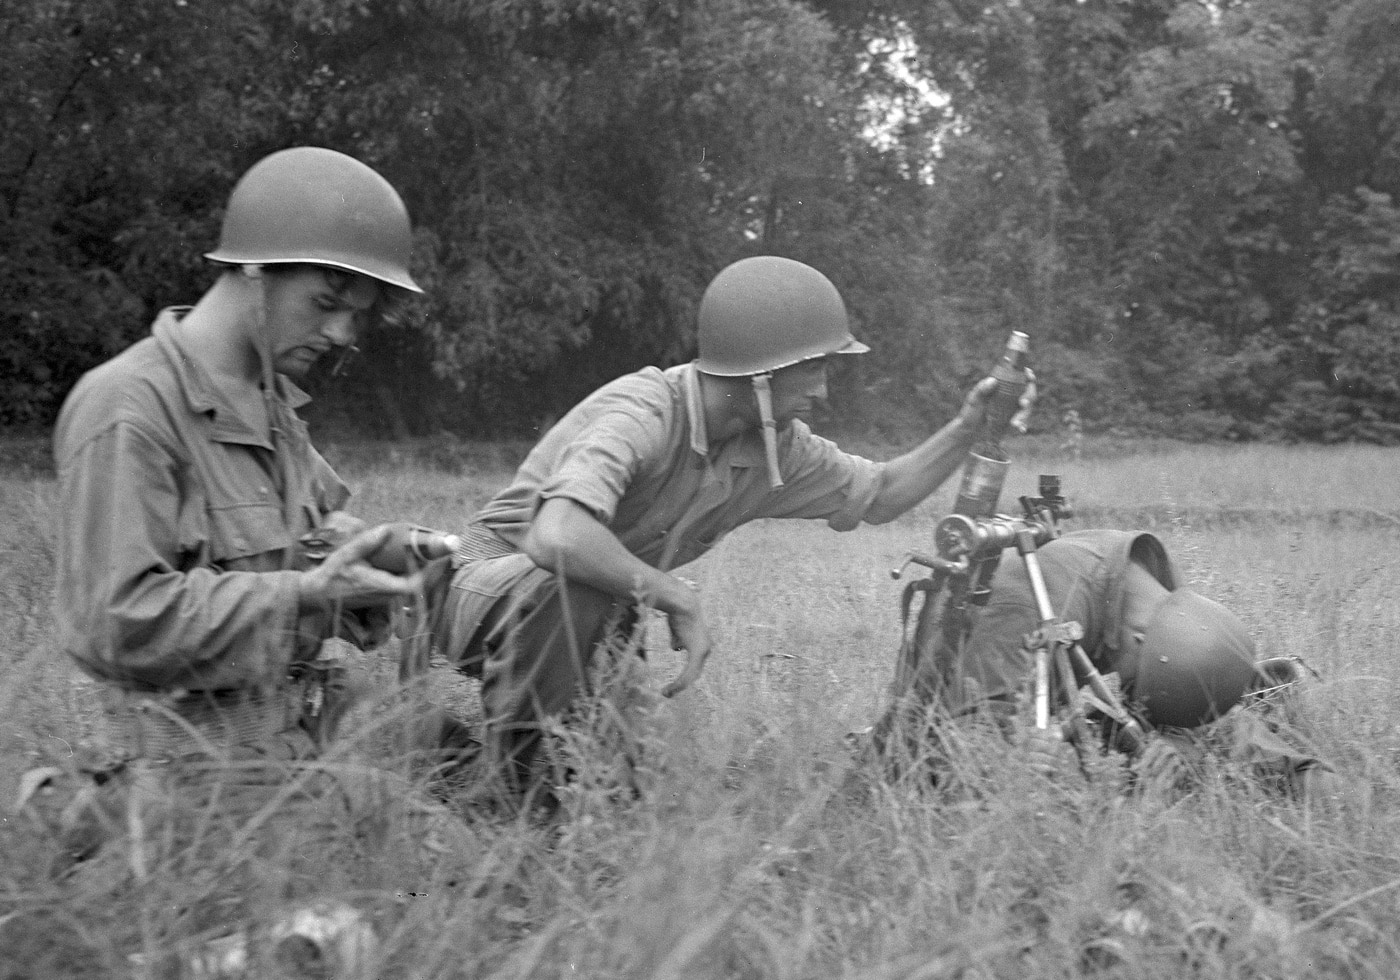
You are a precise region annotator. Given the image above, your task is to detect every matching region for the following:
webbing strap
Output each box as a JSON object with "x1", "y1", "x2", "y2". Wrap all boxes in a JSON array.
[
  {"x1": 451, "y1": 523, "x2": 517, "y2": 566},
  {"x1": 101, "y1": 684, "x2": 303, "y2": 762}
]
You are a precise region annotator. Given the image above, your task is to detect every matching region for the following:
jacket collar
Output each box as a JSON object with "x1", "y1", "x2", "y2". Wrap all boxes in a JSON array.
[
  {"x1": 152, "y1": 307, "x2": 311, "y2": 448},
  {"x1": 682, "y1": 361, "x2": 764, "y2": 467}
]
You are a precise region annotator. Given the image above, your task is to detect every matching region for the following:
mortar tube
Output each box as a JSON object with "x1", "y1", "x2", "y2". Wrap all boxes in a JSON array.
[{"x1": 953, "y1": 450, "x2": 1011, "y2": 518}]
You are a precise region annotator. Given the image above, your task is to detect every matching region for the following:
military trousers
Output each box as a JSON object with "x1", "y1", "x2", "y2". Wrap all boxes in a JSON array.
[{"x1": 434, "y1": 552, "x2": 635, "y2": 795}]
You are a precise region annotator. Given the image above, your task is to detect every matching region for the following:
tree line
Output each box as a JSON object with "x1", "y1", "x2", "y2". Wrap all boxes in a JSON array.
[{"x1": 3, "y1": 0, "x2": 1397, "y2": 442}]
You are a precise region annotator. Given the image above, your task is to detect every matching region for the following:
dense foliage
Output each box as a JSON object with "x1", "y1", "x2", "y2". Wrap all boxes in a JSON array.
[{"x1": 2, "y1": 0, "x2": 1397, "y2": 441}]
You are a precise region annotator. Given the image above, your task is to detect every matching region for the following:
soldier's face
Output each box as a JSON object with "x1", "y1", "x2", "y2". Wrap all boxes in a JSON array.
[
  {"x1": 767, "y1": 358, "x2": 830, "y2": 426},
  {"x1": 262, "y1": 267, "x2": 379, "y2": 378}
]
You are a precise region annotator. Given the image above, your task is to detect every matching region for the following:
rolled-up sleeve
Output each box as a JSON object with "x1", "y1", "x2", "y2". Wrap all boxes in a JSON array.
[
  {"x1": 536, "y1": 405, "x2": 670, "y2": 526},
  {"x1": 54, "y1": 420, "x2": 302, "y2": 692},
  {"x1": 755, "y1": 423, "x2": 886, "y2": 531}
]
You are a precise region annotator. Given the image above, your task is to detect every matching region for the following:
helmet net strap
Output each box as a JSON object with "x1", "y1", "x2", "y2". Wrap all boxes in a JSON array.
[{"x1": 750, "y1": 373, "x2": 784, "y2": 489}]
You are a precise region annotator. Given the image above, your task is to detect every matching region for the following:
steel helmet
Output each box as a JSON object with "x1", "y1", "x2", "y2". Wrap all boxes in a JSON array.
[
  {"x1": 205, "y1": 147, "x2": 422, "y2": 294},
  {"x1": 1124, "y1": 589, "x2": 1258, "y2": 729},
  {"x1": 695, "y1": 256, "x2": 868, "y2": 376}
]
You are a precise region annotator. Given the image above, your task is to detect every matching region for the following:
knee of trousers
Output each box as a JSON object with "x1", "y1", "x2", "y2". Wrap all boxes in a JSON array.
[
  {"x1": 444, "y1": 560, "x2": 621, "y2": 674},
  {"x1": 494, "y1": 578, "x2": 622, "y2": 676}
]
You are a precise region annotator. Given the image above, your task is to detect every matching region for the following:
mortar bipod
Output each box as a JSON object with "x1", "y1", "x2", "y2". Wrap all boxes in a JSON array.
[{"x1": 1014, "y1": 528, "x2": 1148, "y2": 755}]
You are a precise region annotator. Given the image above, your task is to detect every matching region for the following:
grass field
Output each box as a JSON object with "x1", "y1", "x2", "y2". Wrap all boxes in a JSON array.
[{"x1": 3, "y1": 435, "x2": 1400, "y2": 979}]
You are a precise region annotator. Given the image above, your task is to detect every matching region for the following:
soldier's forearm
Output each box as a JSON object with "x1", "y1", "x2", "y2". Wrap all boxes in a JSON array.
[
  {"x1": 523, "y1": 497, "x2": 699, "y2": 617},
  {"x1": 866, "y1": 414, "x2": 979, "y2": 523}
]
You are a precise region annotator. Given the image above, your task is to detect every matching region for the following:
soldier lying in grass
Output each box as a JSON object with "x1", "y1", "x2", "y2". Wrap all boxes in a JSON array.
[{"x1": 867, "y1": 528, "x2": 1345, "y2": 803}]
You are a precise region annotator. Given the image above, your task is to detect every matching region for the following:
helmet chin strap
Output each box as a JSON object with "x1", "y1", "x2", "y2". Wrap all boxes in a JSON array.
[
  {"x1": 244, "y1": 265, "x2": 278, "y2": 437},
  {"x1": 246, "y1": 264, "x2": 299, "y2": 569},
  {"x1": 750, "y1": 373, "x2": 784, "y2": 489}
]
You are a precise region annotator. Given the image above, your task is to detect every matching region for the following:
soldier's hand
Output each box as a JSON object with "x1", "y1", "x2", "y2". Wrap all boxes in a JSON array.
[
  {"x1": 1010, "y1": 368, "x2": 1037, "y2": 433},
  {"x1": 1026, "y1": 724, "x2": 1078, "y2": 780},
  {"x1": 298, "y1": 524, "x2": 424, "y2": 611},
  {"x1": 959, "y1": 369, "x2": 1037, "y2": 433},
  {"x1": 661, "y1": 602, "x2": 713, "y2": 698},
  {"x1": 1137, "y1": 737, "x2": 1192, "y2": 795},
  {"x1": 320, "y1": 510, "x2": 367, "y2": 540}
]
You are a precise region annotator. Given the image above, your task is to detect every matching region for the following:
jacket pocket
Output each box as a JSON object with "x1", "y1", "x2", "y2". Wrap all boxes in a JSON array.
[{"x1": 208, "y1": 501, "x2": 294, "y2": 566}]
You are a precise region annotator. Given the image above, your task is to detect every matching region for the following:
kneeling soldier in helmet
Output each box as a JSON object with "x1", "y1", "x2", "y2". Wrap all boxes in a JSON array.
[
  {"x1": 432, "y1": 255, "x2": 1033, "y2": 799},
  {"x1": 53, "y1": 147, "x2": 428, "y2": 765},
  {"x1": 39, "y1": 148, "x2": 484, "y2": 883},
  {"x1": 869, "y1": 529, "x2": 1340, "y2": 802}
]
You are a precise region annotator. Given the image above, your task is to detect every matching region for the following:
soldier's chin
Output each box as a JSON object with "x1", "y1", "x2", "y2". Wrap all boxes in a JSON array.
[{"x1": 276, "y1": 352, "x2": 317, "y2": 378}]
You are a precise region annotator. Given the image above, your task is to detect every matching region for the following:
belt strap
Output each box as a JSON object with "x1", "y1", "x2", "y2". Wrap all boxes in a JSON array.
[{"x1": 452, "y1": 523, "x2": 517, "y2": 566}]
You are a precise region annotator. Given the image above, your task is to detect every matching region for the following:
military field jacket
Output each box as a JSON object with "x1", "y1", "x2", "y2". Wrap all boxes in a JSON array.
[
  {"x1": 472, "y1": 362, "x2": 886, "y2": 571},
  {"x1": 52, "y1": 309, "x2": 349, "y2": 693}
]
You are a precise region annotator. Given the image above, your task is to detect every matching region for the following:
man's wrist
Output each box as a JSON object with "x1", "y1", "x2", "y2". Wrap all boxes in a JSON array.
[
  {"x1": 652, "y1": 573, "x2": 701, "y2": 618},
  {"x1": 949, "y1": 411, "x2": 981, "y2": 446},
  {"x1": 295, "y1": 570, "x2": 328, "y2": 613}
]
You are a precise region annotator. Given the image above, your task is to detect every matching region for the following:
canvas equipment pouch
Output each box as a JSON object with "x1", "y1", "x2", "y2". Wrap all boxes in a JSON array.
[{"x1": 99, "y1": 680, "x2": 308, "y2": 762}]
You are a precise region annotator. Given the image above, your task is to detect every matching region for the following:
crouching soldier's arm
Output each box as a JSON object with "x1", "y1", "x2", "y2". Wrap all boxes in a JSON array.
[
  {"x1": 865, "y1": 372, "x2": 1034, "y2": 524},
  {"x1": 524, "y1": 496, "x2": 710, "y2": 696}
]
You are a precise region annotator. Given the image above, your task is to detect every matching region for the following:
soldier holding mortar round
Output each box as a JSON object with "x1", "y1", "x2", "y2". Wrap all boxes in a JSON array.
[{"x1": 429, "y1": 255, "x2": 1035, "y2": 801}]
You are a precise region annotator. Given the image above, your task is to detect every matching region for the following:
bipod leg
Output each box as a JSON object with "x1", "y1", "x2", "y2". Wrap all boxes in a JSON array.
[
  {"x1": 892, "y1": 567, "x2": 949, "y2": 694},
  {"x1": 1053, "y1": 642, "x2": 1091, "y2": 750},
  {"x1": 1068, "y1": 643, "x2": 1149, "y2": 757},
  {"x1": 1015, "y1": 530, "x2": 1060, "y2": 731},
  {"x1": 1015, "y1": 530, "x2": 1146, "y2": 757},
  {"x1": 1032, "y1": 643, "x2": 1052, "y2": 731}
]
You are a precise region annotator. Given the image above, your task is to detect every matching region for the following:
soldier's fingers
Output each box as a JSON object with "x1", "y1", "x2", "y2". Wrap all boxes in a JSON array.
[
  {"x1": 330, "y1": 524, "x2": 396, "y2": 563},
  {"x1": 661, "y1": 646, "x2": 708, "y2": 698},
  {"x1": 343, "y1": 561, "x2": 423, "y2": 598}
]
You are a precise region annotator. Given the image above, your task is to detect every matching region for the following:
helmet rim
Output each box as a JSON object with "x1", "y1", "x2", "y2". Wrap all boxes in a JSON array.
[
  {"x1": 203, "y1": 251, "x2": 421, "y2": 294},
  {"x1": 696, "y1": 335, "x2": 870, "y2": 377}
]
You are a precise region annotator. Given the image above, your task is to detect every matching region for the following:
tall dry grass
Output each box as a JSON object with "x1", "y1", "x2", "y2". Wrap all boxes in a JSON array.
[{"x1": 3, "y1": 436, "x2": 1400, "y2": 979}]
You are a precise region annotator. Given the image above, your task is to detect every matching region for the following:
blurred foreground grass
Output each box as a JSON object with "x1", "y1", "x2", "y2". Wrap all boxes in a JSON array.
[{"x1": 2, "y1": 435, "x2": 1400, "y2": 979}]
